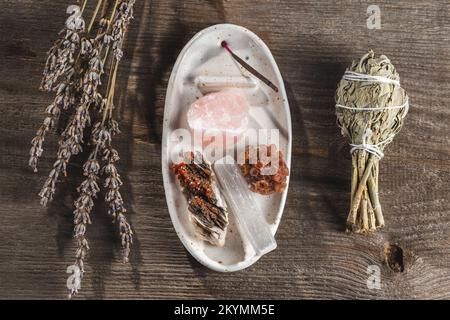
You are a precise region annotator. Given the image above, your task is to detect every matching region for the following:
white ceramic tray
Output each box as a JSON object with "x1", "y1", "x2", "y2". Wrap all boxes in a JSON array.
[{"x1": 162, "y1": 24, "x2": 292, "y2": 272}]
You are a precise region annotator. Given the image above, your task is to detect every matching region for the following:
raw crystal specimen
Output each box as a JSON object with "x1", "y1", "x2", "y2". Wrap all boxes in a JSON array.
[
  {"x1": 214, "y1": 156, "x2": 277, "y2": 256},
  {"x1": 187, "y1": 88, "x2": 250, "y2": 136},
  {"x1": 240, "y1": 145, "x2": 289, "y2": 195}
]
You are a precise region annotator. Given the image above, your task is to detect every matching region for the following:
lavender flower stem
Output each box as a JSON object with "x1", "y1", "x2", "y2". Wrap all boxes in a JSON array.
[{"x1": 87, "y1": 0, "x2": 104, "y2": 34}]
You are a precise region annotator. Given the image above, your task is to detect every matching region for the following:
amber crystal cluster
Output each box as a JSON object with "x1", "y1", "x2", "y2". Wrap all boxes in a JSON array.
[{"x1": 240, "y1": 145, "x2": 289, "y2": 195}]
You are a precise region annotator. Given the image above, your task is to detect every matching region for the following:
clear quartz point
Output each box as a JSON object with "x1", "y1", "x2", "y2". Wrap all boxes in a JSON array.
[{"x1": 213, "y1": 156, "x2": 277, "y2": 256}]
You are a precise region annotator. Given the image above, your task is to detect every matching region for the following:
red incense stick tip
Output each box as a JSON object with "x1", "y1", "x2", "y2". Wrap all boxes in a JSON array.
[{"x1": 221, "y1": 40, "x2": 232, "y2": 54}]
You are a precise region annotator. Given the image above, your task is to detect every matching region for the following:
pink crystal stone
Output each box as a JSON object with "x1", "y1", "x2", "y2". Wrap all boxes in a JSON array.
[{"x1": 187, "y1": 89, "x2": 250, "y2": 137}]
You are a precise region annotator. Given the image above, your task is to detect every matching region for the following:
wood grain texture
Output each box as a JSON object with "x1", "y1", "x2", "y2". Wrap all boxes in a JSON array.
[{"x1": 1, "y1": 0, "x2": 450, "y2": 299}]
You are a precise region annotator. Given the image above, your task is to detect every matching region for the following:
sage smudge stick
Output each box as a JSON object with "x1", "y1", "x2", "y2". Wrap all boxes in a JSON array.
[
  {"x1": 335, "y1": 51, "x2": 409, "y2": 233},
  {"x1": 29, "y1": 0, "x2": 136, "y2": 297}
]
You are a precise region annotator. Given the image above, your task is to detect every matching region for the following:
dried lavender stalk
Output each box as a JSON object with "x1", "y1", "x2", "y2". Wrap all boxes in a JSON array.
[
  {"x1": 29, "y1": 1, "x2": 136, "y2": 297},
  {"x1": 41, "y1": 5, "x2": 85, "y2": 91},
  {"x1": 98, "y1": 0, "x2": 136, "y2": 262},
  {"x1": 70, "y1": 152, "x2": 100, "y2": 297},
  {"x1": 100, "y1": 120, "x2": 133, "y2": 262},
  {"x1": 29, "y1": 79, "x2": 77, "y2": 172},
  {"x1": 29, "y1": 4, "x2": 85, "y2": 173},
  {"x1": 105, "y1": 0, "x2": 135, "y2": 61}
]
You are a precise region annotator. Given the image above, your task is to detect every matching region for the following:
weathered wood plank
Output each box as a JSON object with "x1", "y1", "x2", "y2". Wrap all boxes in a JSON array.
[{"x1": 0, "y1": 0, "x2": 450, "y2": 299}]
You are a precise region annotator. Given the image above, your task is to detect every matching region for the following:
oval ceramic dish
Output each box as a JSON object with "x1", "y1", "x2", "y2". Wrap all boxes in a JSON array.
[{"x1": 162, "y1": 24, "x2": 292, "y2": 272}]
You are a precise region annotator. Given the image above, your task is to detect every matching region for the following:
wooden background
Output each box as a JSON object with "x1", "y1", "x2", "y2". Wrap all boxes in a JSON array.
[{"x1": 1, "y1": 0, "x2": 449, "y2": 299}]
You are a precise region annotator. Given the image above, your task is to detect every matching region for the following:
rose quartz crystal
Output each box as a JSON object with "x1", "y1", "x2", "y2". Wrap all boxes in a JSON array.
[{"x1": 187, "y1": 89, "x2": 250, "y2": 136}]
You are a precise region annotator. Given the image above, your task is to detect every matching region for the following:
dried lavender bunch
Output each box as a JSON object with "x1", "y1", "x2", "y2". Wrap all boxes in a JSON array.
[
  {"x1": 29, "y1": 1, "x2": 136, "y2": 297},
  {"x1": 335, "y1": 51, "x2": 409, "y2": 233}
]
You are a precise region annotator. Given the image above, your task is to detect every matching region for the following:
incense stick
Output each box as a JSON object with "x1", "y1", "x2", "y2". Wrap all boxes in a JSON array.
[{"x1": 221, "y1": 41, "x2": 279, "y2": 93}]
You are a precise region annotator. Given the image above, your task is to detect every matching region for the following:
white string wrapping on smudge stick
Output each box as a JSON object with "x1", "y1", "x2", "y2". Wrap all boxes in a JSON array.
[
  {"x1": 341, "y1": 70, "x2": 400, "y2": 86},
  {"x1": 335, "y1": 71, "x2": 409, "y2": 159}
]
